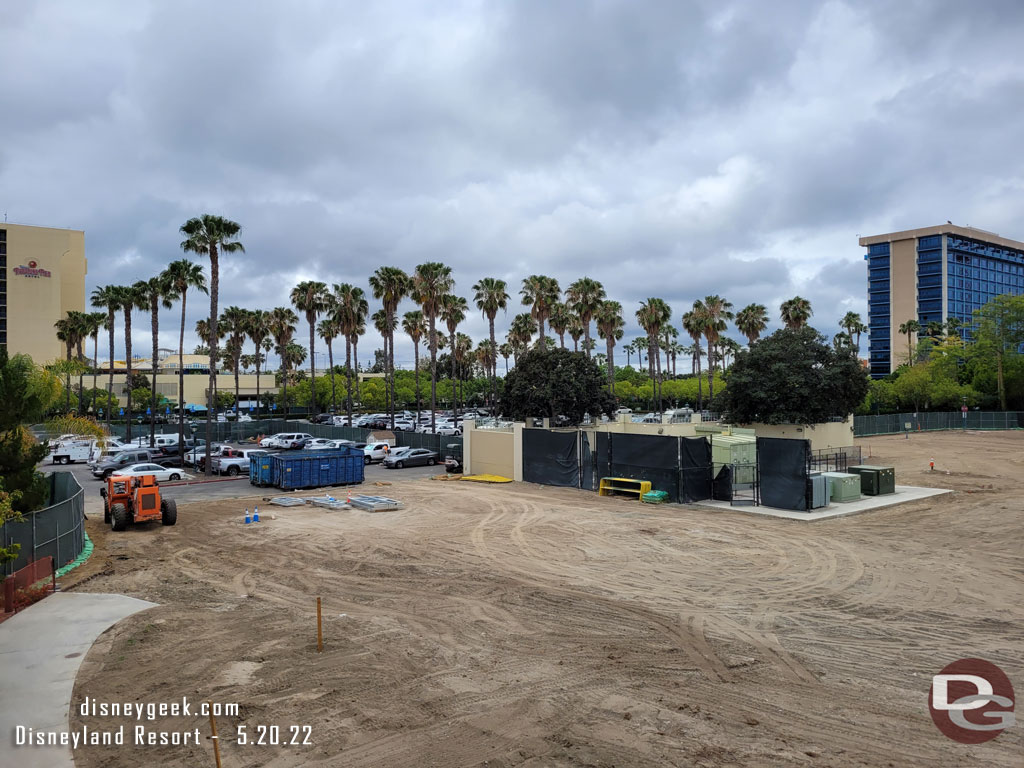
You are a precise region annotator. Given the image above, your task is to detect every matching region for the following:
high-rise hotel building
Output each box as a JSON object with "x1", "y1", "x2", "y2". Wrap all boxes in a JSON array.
[
  {"x1": 0, "y1": 223, "x2": 87, "y2": 365},
  {"x1": 859, "y1": 224, "x2": 1024, "y2": 378}
]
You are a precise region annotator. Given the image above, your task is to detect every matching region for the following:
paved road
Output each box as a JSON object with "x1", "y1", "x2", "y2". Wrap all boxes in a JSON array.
[{"x1": 39, "y1": 452, "x2": 442, "y2": 506}]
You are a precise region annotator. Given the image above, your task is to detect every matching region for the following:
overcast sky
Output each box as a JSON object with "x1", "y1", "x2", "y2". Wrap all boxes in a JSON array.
[{"x1": 4, "y1": 0, "x2": 1024, "y2": 369}]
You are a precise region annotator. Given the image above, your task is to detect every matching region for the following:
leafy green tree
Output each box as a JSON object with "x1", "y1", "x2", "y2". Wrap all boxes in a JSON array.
[
  {"x1": 0, "y1": 350, "x2": 56, "y2": 514},
  {"x1": 892, "y1": 363, "x2": 931, "y2": 414},
  {"x1": 501, "y1": 348, "x2": 614, "y2": 422},
  {"x1": 972, "y1": 294, "x2": 1024, "y2": 410},
  {"x1": 721, "y1": 327, "x2": 868, "y2": 424}
]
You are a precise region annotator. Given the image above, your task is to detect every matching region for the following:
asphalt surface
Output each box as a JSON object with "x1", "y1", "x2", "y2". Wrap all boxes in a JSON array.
[{"x1": 39, "y1": 448, "x2": 442, "y2": 506}]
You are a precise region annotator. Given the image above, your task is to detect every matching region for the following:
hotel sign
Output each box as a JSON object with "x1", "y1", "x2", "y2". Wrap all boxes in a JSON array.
[{"x1": 13, "y1": 260, "x2": 51, "y2": 278}]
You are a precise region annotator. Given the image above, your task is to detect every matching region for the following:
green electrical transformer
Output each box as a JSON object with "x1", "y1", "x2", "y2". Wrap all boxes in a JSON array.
[{"x1": 847, "y1": 465, "x2": 896, "y2": 496}]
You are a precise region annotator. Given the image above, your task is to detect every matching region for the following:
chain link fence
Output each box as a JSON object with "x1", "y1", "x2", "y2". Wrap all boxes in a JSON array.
[
  {"x1": 854, "y1": 411, "x2": 1024, "y2": 437},
  {"x1": 2, "y1": 472, "x2": 85, "y2": 577}
]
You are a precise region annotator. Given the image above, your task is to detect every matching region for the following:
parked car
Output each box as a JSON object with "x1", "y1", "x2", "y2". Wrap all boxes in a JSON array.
[
  {"x1": 50, "y1": 438, "x2": 101, "y2": 465},
  {"x1": 184, "y1": 443, "x2": 226, "y2": 467},
  {"x1": 259, "y1": 433, "x2": 314, "y2": 449},
  {"x1": 305, "y1": 438, "x2": 352, "y2": 450},
  {"x1": 153, "y1": 454, "x2": 184, "y2": 469},
  {"x1": 392, "y1": 419, "x2": 416, "y2": 432},
  {"x1": 90, "y1": 449, "x2": 163, "y2": 479},
  {"x1": 128, "y1": 434, "x2": 180, "y2": 451},
  {"x1": 418, "y1": 421, "x2": 461, "y2": 436},
  {"x1": 109, "y1": 462, "x2": 183, "y2": 483},
  {"x1": 309, "y1": 413, "x2": 335, "y2": 424},
  {"x1": 363, "y1": 442, "x2": 394, "y2": 464},
  {"x1": 383, "y1": 448, "x2": 438, "y2": 469},
  {"x1": 212, "y1": 449, "x2": 267, "y2": 476}
]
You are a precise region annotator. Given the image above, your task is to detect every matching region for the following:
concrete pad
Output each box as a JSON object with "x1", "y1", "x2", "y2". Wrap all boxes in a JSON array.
[
  {"x1": 0, "y1": 593, "x2": 156, "y2": 767},
  {"x1": 695, "y1": 485, "x2": 953, "y2": 521}
]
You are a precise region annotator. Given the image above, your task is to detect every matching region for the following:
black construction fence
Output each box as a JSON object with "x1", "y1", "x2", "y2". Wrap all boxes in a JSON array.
[
  {"x1": 1, "y1": 472, "x2": 85, "y2": 577},
  {"x1": 521, "y1": 428, "x2": 714, "y2": 504},
  {"x1": 756, "y1": 437, "x2": 812, "y2": 512}
]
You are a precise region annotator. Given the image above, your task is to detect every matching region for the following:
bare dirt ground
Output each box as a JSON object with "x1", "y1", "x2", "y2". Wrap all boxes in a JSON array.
[{"x1": 67, "y1": 432, "x2": 1023, "y2": 767}]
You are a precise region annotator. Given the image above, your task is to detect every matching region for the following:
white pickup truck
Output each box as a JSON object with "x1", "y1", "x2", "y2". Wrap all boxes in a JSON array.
[
  {"x1": 212, "y1": 449, "x2": 268, "y2": 476},
  {"x1": 50, "y1": 438, "x2": 101, "y2": 465}
]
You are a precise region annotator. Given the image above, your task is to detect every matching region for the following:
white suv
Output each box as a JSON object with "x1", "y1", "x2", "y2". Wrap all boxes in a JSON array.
[{"x1": 260, "y1": 433, "x2": 314, "y2": 449}]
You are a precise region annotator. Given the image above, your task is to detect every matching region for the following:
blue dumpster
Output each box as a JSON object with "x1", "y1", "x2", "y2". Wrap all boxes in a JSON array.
[
  {"x1": 273, "y1": 447, "x2": 364, "y2": 490},
  {"x1": 250, "y1": 454, "x2": 276, "y2": 486}
]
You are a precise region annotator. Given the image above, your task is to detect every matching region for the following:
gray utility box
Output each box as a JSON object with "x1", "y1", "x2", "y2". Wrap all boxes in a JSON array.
[
  {"x1": 847, "y1": 465, "x2": 896, "y2": 496},
  {"x1": 808, "y1": 473, "x2": 829, "y2": 509},
  {"x1": 822, "y1": 472, "x2": 861, "y2": 502}
]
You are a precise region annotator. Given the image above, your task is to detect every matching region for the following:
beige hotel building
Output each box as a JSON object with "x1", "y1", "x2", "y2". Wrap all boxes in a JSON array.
[{"x1": 1, "y1": 222, "x2": 87, "y2": 365}]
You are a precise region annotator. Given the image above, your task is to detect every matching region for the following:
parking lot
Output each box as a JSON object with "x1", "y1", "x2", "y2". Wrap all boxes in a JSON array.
[{"x1": 39, "y1": 448, "x2": 442, "y2": 507}]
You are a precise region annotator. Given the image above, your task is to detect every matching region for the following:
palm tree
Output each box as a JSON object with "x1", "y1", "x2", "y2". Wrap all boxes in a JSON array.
[
  {"x1": 946, "y1": 316, "x2": 963, "y2": 337},
  {"x1": 402, "y1": 310, "x2": 427, "y2": 420},
  {"x1": 682, "y1": 309, "x2": 705, "y2": 410},
  {"x1": 219, "y1": 305, "x2": 249, "y2": 416},
  {"x1": 719, "y1": 337, "x2": 742, "y2": 369},
  {"x1": 279, "y1": 341, "x2": 307, "y2": 408},
  {"x1": 780, "y1": 296, "x2": 813, "y2": 329},
  {"x1": 245, "y1": 309, "x2": 271, "y2": 420},
  {"x1": 90, "y1": 285, "x2": 122, "y2": 432},
  {"x1": 567, "y1": 314, "x2": 584, "y2": 353},
  {"x1": 369, "y1": 267, "x2": 411, "y2": 429},
  {"x1": 498, "y1": 342, "x2": 513, "y2": 376},
  {"x1": 661, "y1": 324, "x2": 679, "y2": 378},
  {"x1": 839, "y1": 311, "x2": 867, "y2": 354},
  {"x1": 566, "y1": 277, "x2": 606, "y2": 359},
  {"x1": 332, "y1": 284, "x2": 368, "y2": 422},
  {"x1": 475, "y1": 339, "x2": 496, "y2": 403},
  {"x1": 520, "y1": 275, "x2": 560, "y2": 348},
  {"x1": 440, "y1": 294, "x2": 468, "y2": 417},
  {"x1": 636, "y1": 298, "x2": 671, "y2": 411},
  {"x1": 547, "y1": 302, "x2": 572, "y2": 349},
  {"x1": 898, "y1": 319, "x2": 921, "y2": 366},
  {"x1": 454, "y1": 332, "x2": 473, "y2": 407},
  {"x1": 317, "y1": 315, "x2": 342, "y2": 414},
  {"x1": 508, "y1": 312, "x2": 537, "y2": 362},
  {"x1": 180, "y1": 214, "x2": 245, "y2": 471},
  {"x1": 348, "y1": 313, "x2": 367, "y2": 412},
  {"x1": 595, "y1": 300, "x2": 624, "y2": 393},
  {"x1": 194, "y1": 318, "x2": 219, "y2": 411},
  {"x1": 412, "y1": 262, "x2": 454, "y2": 432},
  {"x1": 735, "y1": 303, "x2": 769, "y2": 346},
  {"x1": 121, "y1": 283, "x2": 147, "y2": 441},
  {"x1": 472, "y1": 277, "x2": 509, "y2": 407},
  {"x1": 161, "y1": 259, "x2": 207, "y2": 451},
  {"x1": 289, "y1": 281, "x2": 330, "y2": 418},
  {"x1": 269, "y1": 307, "x2": 299, "y2": 416},
  {"x1": 84, "y1": 311, "x2": 106, "y2": 412},
  {"x1": 694, "y1": 295, "x2": 733, "y2": 408},
  {"x1": 137, "y1": 275, "x2": 177, "y2": 446},
  {"x1": 53, "y1": 315, "x2": 77, "y2": 412}
]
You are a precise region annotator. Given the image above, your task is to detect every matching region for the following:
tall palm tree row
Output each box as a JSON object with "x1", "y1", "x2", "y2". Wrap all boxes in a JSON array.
[
  {"x1": 839, "y1": 311, "x2": 867, "y2": 354},
  {"x1": 90, "y1": 285, "x2": 122, "y2": 433},
  {"x1": 119, "y1": 283, "x2": 146, "y2": 442},
  {"x1": 317, "y1": 314, "x2": 342, "y2": 414},
  {"x1": 681, "y1": 309, "x2": 705, "y2": 410},
  {"x1": 180, "y1": 215, "x2": 245, "y2": 475}
]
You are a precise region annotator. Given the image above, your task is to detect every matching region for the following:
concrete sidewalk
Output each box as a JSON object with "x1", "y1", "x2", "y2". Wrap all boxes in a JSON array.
[{"x1": 0, "y1": 593, "x2": 156, "y2": 767}]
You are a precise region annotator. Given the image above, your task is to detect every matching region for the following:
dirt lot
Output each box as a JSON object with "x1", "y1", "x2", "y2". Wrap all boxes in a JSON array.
[{"x1": 67, "y1": 431, "x2": 1022, "y2": 767}]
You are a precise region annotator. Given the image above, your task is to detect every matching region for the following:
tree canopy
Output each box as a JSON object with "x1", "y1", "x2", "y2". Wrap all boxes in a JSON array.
[
  {"x1": 721, "y1": 326, "x2": 869, "y2": 424},
  {"x1": 501, "y1": 347, "x2": 615, "y2": 422}
]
